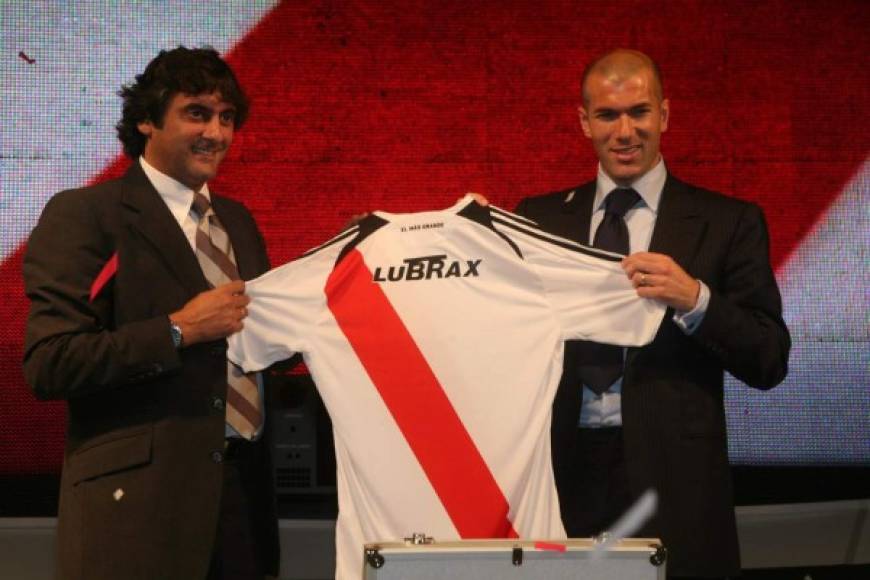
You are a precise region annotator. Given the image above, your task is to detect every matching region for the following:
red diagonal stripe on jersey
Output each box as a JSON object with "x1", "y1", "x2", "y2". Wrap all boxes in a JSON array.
[{"x1": 325, "y1": 248, "x2": 518, "y2": 539}]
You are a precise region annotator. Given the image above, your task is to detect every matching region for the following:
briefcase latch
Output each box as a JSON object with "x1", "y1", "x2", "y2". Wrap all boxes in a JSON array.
[
  {"x1": 364, "y1": 547, "x2": 385, "y2": 569},
  {"x1": 512, "y1": 546, "x2": 523, "y2": 566},
  {"x1": 404, "y1": 532, "x2": 434, "y2": 545},
  {"x1": 649, "y1": 542, "x2": 667, "y2": 566}
]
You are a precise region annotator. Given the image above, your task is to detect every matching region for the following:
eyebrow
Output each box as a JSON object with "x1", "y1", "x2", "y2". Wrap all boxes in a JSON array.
[
  {"x1": 594, "y1": 102, "x2": 652, "y2": 113},
  {"x1": 183, "y1": 103, "x2": 237, "y2": 115}
]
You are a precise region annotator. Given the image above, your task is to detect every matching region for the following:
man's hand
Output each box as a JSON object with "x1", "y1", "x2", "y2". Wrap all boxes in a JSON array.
[
  {"x1": 343, "y1": 213, "x2": 369, "y2": 229},
  {"x1": 622, "y1": 252, "x2": 700, "y2": 312},
  {"x1": 169, "y1": 280, "x2": 249, "y2": 346},
  {"x1": 465, "y1": 192, "x2": 489, "y2": 206}
]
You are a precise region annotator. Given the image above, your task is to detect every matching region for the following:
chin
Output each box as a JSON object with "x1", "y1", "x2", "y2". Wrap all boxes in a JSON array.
[{"x1": 190, "y1": 165, "x2": 218, "y2": 182}]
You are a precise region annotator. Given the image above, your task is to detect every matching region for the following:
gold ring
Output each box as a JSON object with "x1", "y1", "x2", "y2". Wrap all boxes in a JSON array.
[{"x1": 641, "y1": 273, "x2": 648, "y2": 286}]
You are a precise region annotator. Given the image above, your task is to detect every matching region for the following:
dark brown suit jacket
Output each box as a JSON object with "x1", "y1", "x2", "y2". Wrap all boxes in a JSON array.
[
  {"x1": 516, "y1": 174, "x2": 790, "y2": 577},
  {"x1": 23, "y1": 162, "x2": 279, "y2": 579}
]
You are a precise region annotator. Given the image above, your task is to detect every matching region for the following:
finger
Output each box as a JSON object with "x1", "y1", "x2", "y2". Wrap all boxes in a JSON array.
[
  {"x1": 220, "y1": 280, "x2": 245, "y2": 294},
  {"x1": 622, "y1": 259, "x2": 642, "y2": 278},
  {"x1": 624, "y1": 254, "x2": 666, "y2": 275},
  {"x1": 227, "y1": 296, "x2": 250, "y2": 312},
  {"x1": 623, "y1": 258, "x2": 656, "y2": 279},
  {"x1": 635, "y1": 285, "x2": 666, "y2": 300},
  {"x1": 631, "y1": 271, "x2": 646, "y2": 288},
  {"x1": 621, "y1": 253, "x2": 649, "y2": 273},
  {"x1": 466, "y1": 192, "x2": 490, "y2": 206},
  {"x1": 632, "y1": 272, "x2": 662, "y2": 288},
  {"x1": 344, "y1": 212, "x2": 370, "y2": 228}
]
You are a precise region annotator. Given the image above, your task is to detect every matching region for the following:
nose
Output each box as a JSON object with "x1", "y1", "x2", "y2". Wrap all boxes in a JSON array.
[
  {"x1": 202, "y1": 115, "x2": 223, "y2": 141},
  {"x1": 616, "y1": 113, "x2": 632, "y2": 141}
]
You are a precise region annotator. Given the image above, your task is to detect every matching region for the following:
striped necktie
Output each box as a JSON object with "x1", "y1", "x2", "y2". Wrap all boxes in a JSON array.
[{"x1": 192, "y1": 192, "x2": 263, "y2": 439}]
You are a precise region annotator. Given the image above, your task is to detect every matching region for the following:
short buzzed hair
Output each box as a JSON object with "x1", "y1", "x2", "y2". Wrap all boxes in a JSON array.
[{"x1": 581, "y1": 49, "x2": 664, "y2": 106}]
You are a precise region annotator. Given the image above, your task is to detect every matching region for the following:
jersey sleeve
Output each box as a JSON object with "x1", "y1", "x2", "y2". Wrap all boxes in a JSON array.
[
  {"x1": 490, "y1": 207, "x2": 666, "y2": 346},
  {"x1": 227, "y1": 228, "x2": 357, "y2": 372}
]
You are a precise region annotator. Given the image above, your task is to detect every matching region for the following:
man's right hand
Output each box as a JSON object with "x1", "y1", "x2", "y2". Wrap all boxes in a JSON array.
[{"x1": 169, "y1": 280, "x2": 249, "y2": 346}]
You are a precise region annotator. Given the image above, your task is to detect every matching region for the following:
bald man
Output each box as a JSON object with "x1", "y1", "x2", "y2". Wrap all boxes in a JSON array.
[{"x1": 515, "y1": 50, "x2": 790, "y2": 579}]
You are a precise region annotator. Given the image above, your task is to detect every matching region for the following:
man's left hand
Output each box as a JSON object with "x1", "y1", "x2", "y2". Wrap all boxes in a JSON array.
[
  {"x1": 622, "y1": 252, "x2": 700, "y2": 312},
  {"x1": 465, "y1": 192, "x2": 489, "y2": 206}
]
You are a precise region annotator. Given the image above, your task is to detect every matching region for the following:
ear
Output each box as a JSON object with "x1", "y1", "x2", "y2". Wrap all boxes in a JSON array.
[
  {"x1": 660, "y1": 98, "x2": 670, "y2": 133},
  {"x1": 578, "y1": 106, "x2": 592, "y2": 138},
  {"x1": 137, "y1": 120, "x2": 154, "y2": 138}
]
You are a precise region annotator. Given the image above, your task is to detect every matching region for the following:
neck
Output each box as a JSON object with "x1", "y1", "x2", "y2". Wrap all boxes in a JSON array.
[{"x1": 140, "y1": 153, "x2": 205, "y2": 192}]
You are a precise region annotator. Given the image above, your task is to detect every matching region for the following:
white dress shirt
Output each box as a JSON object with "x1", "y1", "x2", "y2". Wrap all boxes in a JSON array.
[
  {"x1": 579, "y1": 158, "x2": 710, "y2": 427},
  {"x1": 140, "y1": 156, "x2": 209, "y2": 252}
]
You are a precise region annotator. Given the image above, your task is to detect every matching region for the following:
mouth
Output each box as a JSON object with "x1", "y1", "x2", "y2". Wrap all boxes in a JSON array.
[
  {"x1": 611, "y1": 145, "x2": 641, "y2": 162},
  {"x1": 191, "y1": 143, "x2": 223, "y2": 160}
]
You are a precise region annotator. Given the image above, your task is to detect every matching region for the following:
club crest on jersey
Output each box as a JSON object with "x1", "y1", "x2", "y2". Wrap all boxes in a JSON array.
[{"x1": 372, "y1": 254, "x2": 481, "y2": 282}]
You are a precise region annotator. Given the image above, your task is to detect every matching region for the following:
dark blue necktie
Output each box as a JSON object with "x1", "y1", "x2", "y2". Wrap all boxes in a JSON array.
[{"x1": 576, "y1": 188, "x2": 640, "y2": 395}]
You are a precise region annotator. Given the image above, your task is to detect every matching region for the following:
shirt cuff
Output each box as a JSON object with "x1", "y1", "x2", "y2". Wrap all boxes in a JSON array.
[{"x1": 672, "y1": 280, "x2": 710, "y2": 335}]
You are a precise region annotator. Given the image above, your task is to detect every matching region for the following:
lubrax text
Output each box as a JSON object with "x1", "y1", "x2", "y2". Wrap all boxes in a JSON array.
[{"x1": 372, "y1": 255, "x2": 482, "y2": 282}]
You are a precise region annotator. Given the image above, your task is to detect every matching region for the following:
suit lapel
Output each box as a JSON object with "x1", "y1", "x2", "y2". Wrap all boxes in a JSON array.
[
  {"x1": 558, "y1": 181, "x2": 596, "y2": 244},
  {"x1": 648, "y1": 175, "x2": 707, "y2": 269},
  {"x1": 560, "y1": 177, "x2": 707, "y2": 259},
  {"x1": 120, "y1": 163, "x2": 209, "y2": 294},
  {"x1": 570, "y1": 182, "x2": 596, "y2": 244},
  {"x1": 626, "y1": 174, "x2": 707, "y2": 367}
]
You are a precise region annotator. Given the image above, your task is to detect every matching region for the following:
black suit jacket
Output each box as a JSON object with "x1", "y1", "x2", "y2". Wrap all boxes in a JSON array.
[
  {"x1": 23, "y1": 162, "x2": 279, "y2": 579},
  {"x1": 516, "y1": 174, "x2": 790, "y2": 577}
]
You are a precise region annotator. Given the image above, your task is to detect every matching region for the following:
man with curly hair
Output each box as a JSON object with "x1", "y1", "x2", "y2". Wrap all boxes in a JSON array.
[{"x1": 23, "y1": 46, "x2": 279, "y2": 580}]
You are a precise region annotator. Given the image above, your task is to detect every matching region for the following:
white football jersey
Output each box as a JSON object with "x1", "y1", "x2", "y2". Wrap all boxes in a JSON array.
[{"x1": 228, "y1": 196, "x2": 665, "y2": 579}]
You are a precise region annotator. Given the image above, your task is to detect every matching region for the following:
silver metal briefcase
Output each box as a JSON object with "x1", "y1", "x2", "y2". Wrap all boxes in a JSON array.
[{"x1": 363, "y1": 536, "x2": 667, "y2": 579}]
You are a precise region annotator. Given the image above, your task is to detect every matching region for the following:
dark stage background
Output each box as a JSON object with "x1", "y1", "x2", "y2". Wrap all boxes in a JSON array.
[{"x1": 1, "y1": 0, "x2": 868, "y2": 503}]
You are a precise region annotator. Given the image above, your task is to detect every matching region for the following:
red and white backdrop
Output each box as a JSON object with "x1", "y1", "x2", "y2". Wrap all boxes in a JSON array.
[{"x1": 1, "y1": 0, "x2": 867, "y2": 475}]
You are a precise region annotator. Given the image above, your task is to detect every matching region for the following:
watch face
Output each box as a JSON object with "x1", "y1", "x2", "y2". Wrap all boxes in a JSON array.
[{"x1": 170, "y1": 323, "x2": 183, "y2": 347}]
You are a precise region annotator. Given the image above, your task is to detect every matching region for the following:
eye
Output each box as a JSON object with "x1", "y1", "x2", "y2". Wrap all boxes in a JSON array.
[
  {"x1": 219, "y1": 110, "x2": 236, "y2": 125},
  {"x1": 186, "y1": 106, "x2": 208, "y2": 120},
  {"x1": 596, "y1": 110, "x2": 618, "y2": 121}
]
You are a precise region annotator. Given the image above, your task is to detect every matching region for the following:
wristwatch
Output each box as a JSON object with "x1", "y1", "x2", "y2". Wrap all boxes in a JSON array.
[{"x1": 169, "y1": 319, "x2": 184, "y2": 348}]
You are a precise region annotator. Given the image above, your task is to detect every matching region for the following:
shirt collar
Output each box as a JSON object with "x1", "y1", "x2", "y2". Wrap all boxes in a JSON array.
[
  {"x1": 139, "y1": 156, "x2": 210, "y2": 223},
  {"x1": 593, "y1": 157, "x2": 666, "y2": 213}
]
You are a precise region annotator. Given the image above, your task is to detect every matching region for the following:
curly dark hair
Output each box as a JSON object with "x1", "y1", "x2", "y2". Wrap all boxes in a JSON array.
[{"x1": 116, "y1": 46, "x2": 249, "y2": 158}]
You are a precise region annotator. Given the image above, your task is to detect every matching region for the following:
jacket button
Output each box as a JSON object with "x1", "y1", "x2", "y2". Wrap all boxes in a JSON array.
[
  {"x1": 211, "y1": 450, "x2": 223, "y2": 464},
  {"x1": 211, "y1": 397, "x2": 225, "y2": 411}
]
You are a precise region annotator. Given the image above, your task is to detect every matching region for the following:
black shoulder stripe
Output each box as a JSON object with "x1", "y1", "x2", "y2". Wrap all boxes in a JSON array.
[
  {"x1": 299, "y1": 226, "x2": 360, "y2": 260},
  {"x1": 494, "y1": 227, "x2": 523, "y2": 259},
  {"x1": 334, "y1": 213, "x2": 389, "y2": 266},
  {"x1": 491, "y1": 216, "x2": 623, "y2": 263},
  {"x1": 457, "y1": 201, "x2": 523, "y2": 258},
  {"x1": 489, "y1": 205, "x2": 538, "y2": 227}
]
